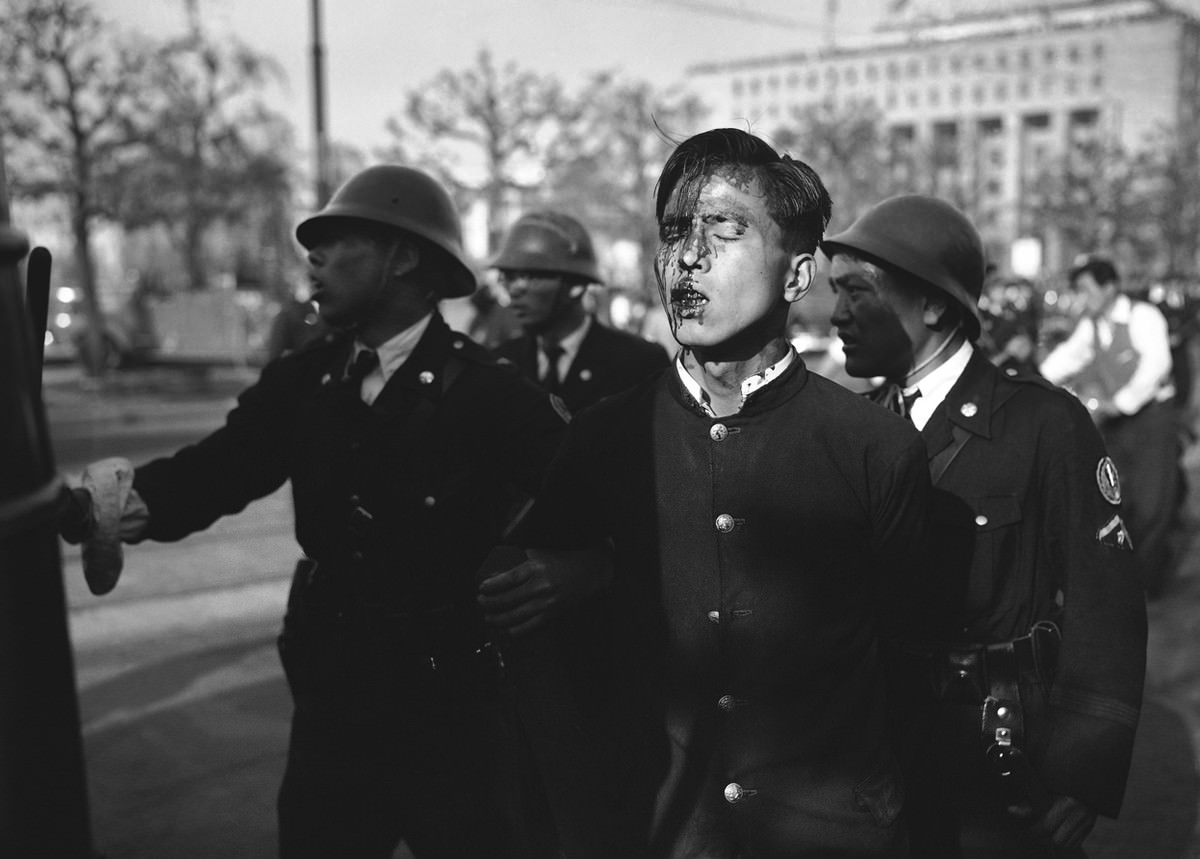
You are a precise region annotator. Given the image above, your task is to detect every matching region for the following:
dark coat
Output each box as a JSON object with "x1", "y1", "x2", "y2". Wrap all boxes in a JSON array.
[
  {"x1": 131, "y1": 313, "x2": 568, "y2": 854},
  {"x1": 516, "y1": 359, "x2": 934, "y2": 858},
  {"x1": 898, "y1": 350, "x2": 1146, "y2": 823},
  {"x1": 134, "y1": 313, "x2": 565, "y2": 606},
  {"x1": 494, "y1": 318, "x2": 669, "y2": 414}
]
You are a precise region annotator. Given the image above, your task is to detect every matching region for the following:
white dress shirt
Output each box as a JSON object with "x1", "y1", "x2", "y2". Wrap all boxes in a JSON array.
[
  {"x1": 538, "y1": 315, "x2": 592, "y2": 383},
  {"x1": 1039, "y1": 295, "x2": 1174, "y2": 415},
  {"x1": 905, "y1": 339, "x2": 974, "y2": 431},
  {"x1": 351, "y1": 312, "x2": 433, "y2": 405},
  {"x1": 675, "y1": 346, "x2": 797, "y2": 417}
]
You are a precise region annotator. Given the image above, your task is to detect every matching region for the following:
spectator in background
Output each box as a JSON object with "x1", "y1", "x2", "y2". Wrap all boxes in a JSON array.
[
  {"x1": 979, "y1": 274, "x2": 1042, "y2": 377},
  {"x1": 1040, "y1": 254, "x2": 1181, "y2": 597}
]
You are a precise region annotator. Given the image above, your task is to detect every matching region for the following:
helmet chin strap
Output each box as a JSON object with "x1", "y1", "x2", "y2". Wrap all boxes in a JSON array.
[
  {"x1": 905, "y1": 325, "x2": 961, "y2": 384},
  {"x1": 347, "y1": 240, "x2": 404, "y2": 337}
]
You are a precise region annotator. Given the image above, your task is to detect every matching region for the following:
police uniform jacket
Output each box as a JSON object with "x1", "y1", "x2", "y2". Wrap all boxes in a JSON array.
[
  {"x1": 911, "y1": 349, "x2": 1146, "y2": 816},
  {"x1": 132, "y1": 312, "x2": 567, "y2": 633},
  {"x1": 517, "y1": 358, "x2": 933, "y2": 857},
  {"x1": 494, "y1": 319, "x2": 669, "y2": 414}
]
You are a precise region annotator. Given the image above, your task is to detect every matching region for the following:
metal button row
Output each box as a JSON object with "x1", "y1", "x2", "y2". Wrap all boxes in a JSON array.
[
  {"x1": 706, "y1": 609, "x2": 753, "y2": 624},
  {"x1": 717, "y1": 694, "x2": 749, "y2": 712},
  {"x1": 724, "y1": 782, "x2": 757, "y2": 804},
  {"x1": 715, "y1": 514, "x2": 746, "y2": 533}
]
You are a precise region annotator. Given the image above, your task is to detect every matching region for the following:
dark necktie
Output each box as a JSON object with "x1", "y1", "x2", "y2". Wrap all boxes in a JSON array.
[
  {"x1": 343, "y1": 348, "x2": 378, "y2": 399},
  {"x1": 541, "y1": 343, "x2": 564, "y2": 393},
  {"x1": 882, "y1": 382, "x2": 921, "y2": 421},
  {"x1": 902, "y1": 388, "x2": 922, "y2": 420}
]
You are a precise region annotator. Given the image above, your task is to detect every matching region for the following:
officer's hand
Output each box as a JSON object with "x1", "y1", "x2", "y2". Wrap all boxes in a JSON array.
[
  {"x1": 477, "y1": 546, "x2": 613, "y2": 638},
  {"x1": 64, "y1": 457, "x2": 149, "y2": 596},
  {"x1": 1009, "y1": 794, "x2": 1097, "y2": 852}
]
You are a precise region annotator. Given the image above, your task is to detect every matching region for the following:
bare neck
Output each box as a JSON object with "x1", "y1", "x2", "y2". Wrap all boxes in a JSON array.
[{"x1": 684, "y1": 336, "x2": 791, "y2": 415}]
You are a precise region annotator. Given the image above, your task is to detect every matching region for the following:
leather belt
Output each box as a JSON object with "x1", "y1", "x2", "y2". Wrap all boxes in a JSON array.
[{"x1": 910, "y1": 621, "x2": 1061, "y2": 706}]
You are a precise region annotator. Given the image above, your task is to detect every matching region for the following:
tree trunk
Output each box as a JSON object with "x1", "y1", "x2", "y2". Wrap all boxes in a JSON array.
[{"x1": 71, "y1": 205, "x2": 108, "y2": 377}]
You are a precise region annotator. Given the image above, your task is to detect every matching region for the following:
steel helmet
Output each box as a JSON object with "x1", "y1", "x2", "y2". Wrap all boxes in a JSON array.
[
  {"x1": 295, "y1": 165, "x2": 478, "y2": 298},
  {"x1": 822, "y1": 195, "x2": 985, "y2": 341},
  {"x1": 491, "y1": 211, "x2": 603, "y2": 285}
]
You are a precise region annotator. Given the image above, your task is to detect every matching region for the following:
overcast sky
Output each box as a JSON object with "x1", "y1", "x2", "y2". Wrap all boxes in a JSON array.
[{"x1": 91, "y1": 0, "x2": 884, "y2": 155}]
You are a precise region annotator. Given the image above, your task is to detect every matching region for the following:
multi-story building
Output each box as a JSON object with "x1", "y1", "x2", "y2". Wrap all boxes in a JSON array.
[{"x1": 688, "y1": 0, "x2": 1200, "y2": 275}]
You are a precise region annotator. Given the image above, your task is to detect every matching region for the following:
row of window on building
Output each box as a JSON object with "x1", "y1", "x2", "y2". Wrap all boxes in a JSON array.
[
  {"x1": 730, "y1": 39, "x2": 1107, "y2": 98},
  {"x1": 735, "y1": 70, "x2": 1106, "y2": 122}
]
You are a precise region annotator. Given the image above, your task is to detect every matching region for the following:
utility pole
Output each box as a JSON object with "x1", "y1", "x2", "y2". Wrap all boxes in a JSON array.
[{"x1": 311, "y1": 0, "x2": 331, "y2": 208}]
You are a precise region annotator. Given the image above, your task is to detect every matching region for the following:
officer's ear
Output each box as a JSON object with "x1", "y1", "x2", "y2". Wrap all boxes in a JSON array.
[
  {"x1": 389, "y1": 241, "x2": 421, "y2": 279},
  {"x1": 783, "y1": 254, "x2": 815, "y2": 305},
  {"x1": 923, "y1": 292, "x2": 958, "y2": 332}
]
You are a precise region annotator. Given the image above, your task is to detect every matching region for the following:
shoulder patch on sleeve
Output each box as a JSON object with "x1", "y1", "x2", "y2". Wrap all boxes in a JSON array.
[
  {"x1": 1097, "y1": 513, "x2": 1133, "y2": 551},
  {"x1": 1097, "y1": 456, "x2": 1122, "y2": 505}
]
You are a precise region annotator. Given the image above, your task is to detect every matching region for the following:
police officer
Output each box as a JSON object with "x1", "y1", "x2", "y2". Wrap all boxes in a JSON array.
[
  {"x1": 63, "y1": 165, "x2": 568, "y2": 858},
  {"x1": 1040, "y1": 254, "x2": 1181, "y2": 597},
  {"x1": 823, "y1": 196, "x2": 1147, "y2": 857},
  {"x1": 480, "y1": 129, "x2": 935, "y2": 857},
  {"x1": 492, "y1": 210, "x2": 668, "y2": 415}
]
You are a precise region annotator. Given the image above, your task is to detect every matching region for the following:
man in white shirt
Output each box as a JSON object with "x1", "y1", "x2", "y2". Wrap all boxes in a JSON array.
[{"x1": 1041, "y1": 254, "x2": 1182, "y2": 597}]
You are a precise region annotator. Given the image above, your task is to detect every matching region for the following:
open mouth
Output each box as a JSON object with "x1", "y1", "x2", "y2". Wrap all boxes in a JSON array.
[{"x1": 670, "y1": 282, "x2": 707, "y2": 317}]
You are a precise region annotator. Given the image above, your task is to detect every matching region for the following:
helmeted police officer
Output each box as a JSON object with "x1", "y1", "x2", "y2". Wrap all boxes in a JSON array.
[
  {"x1": 824, "y1": 195, "x2": 1147, "y2": 857},
  {"x1": 492, "y1": 210, "x2": 668, "y2": 415},
  {"x1": 64, "y1": 165, "x2": 568, "y2": 858}
]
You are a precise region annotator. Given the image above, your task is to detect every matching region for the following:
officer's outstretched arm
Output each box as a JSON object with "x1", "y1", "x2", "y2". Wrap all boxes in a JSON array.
[
  {"x1": 58, "y1": 457, "x2": 149, "y2": 596},
  {"x1": 477, "y1": 545, "x2": 613, "y2": 638}
]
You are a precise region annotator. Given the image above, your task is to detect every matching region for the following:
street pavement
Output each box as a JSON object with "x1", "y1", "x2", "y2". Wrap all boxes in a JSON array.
[{"x1": 38, "y1": 366, "x2": 1200, "y2": 858}]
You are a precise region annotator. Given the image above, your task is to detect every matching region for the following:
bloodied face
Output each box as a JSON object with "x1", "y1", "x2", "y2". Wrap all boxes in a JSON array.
[{"x1": 654, "y1": 168, "x2": 811, "y2": 357}]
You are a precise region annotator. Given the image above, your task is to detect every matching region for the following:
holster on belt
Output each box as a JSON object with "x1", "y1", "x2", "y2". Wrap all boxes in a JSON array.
[{"x1": 974, "y1": 622, "x2": 1061, "y2": 809}]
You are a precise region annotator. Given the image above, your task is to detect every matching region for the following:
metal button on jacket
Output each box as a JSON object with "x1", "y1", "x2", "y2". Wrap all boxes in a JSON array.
[
  {"x1": 707, "y1": 610, "x2": 721, "y2": 624},
  {"x1": 418, "y1": 370, "x2": 435, "y2": 385},
  {"x1": 710, "y1": 423, "x2": 729, "y2": 442},
  {"x1": 975, "y1": 514, "x2": 989, "y2": 527},
  {"x1": 715, "y1": 513, "x2": 736, "y2": 533},
  {"x1": 724, "y1": 782, "x2": 756, "y2": 804},
  {"x1": 718, "y1": 694, "x2": 742, "y2": 712}
]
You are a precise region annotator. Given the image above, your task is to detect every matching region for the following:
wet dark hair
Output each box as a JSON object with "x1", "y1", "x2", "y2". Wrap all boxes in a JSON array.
[{"x1": 654, "y1": 128, "x2": 833, "y2": 254}]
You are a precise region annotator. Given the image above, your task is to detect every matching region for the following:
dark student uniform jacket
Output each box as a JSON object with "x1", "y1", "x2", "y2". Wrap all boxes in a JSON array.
[{"x1": 515, "y1": 357, "x2": 935, "y2": 858}]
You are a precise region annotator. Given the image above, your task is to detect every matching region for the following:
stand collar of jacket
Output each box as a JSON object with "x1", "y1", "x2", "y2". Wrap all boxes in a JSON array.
[
  {"x1": 372, "y1": 311, "x2": 456, "y2": 405},
  {"x1": 939, "y1": 348, "x2": 999, "y2": 440}
]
